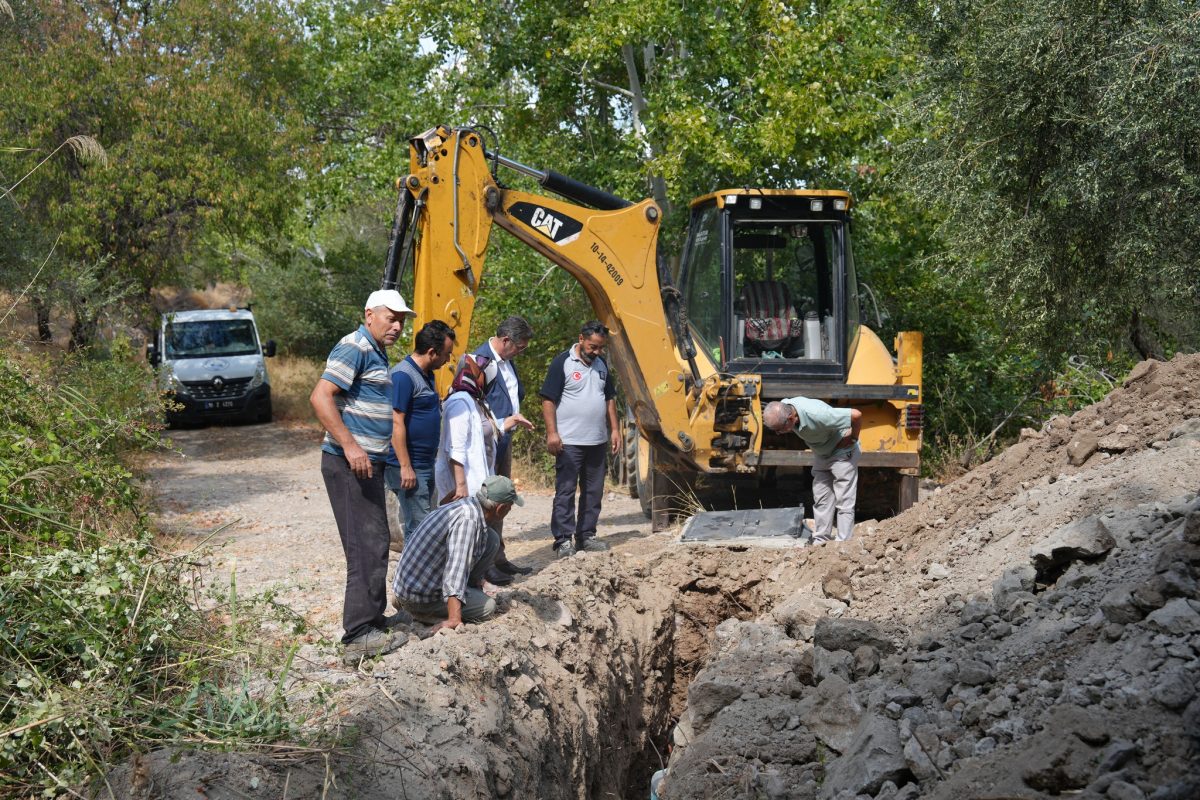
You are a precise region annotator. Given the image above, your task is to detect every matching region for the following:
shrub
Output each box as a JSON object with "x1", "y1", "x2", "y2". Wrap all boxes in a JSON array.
[
  {"x1": 246, "y1": 238, "x2": 380, "y2": 359},
  {"x1": 0, "y1": 336, "x2": 159, "y2": 556},
  {"x1": 0, "y1": 342, "x2": 300, "y2": 798}
]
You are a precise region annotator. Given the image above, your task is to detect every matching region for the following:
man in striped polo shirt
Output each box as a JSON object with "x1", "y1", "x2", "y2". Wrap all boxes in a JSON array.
[{"x1": 311, "y1": 289, "x2": 416, "y2": 663}]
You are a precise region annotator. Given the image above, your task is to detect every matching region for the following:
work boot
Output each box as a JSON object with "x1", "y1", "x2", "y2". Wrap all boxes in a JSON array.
[
  {"x1": 382, "y1": 609, "x2": 413, "y2": 629},
  {"x1": 342, "y1": 629, "x2": 405, "y2": 665},
  {"x1": 405, "y1": 608, "x2": 445, "y2": 626},
  {"x1": 493, "y1": 532, "x2": 527, "y2": 573},
  {"x1": 494, "y1": 558, "x2": 533, "y2": 576},
  {"x1": 576, "y1": 537, "x2": 609, "y2": 553},
  {"x1": 484, "y1": 566, "x2": 514, "y2": 586},
  {"x1": 556, "y1": 540, "x2": 576, "y2": 559}
]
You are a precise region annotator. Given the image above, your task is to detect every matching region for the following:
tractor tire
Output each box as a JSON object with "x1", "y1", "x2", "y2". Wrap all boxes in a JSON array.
[
  {"x1": 635, "y1": 434, "x2": 653, "y2": 519},
  {"x1": 898, "y1": 473, "x2": 919, "y2": 513},
  {"x1": 624, "y1": 422, "x2": 640, "y2": 498},
  {"x1": 635, "y1": 440, "x2": 681, "y2": 531}
]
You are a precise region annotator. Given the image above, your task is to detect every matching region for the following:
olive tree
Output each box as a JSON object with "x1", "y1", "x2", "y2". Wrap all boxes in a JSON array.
[{"x1": 895, "y1": 0, "x2": 1200, "y2": 359}]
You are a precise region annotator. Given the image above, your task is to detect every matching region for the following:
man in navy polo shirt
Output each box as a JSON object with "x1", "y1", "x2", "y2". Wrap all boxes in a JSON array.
[
  {"x1": 540, "y1": 320, "x2": 620, "y2": 557},
  {"x1": 311, "y1": 289, "x2": 416, "y2": 663},
  {"x1": 386, "y1": 320, "x2": 455, "y2": 535}
]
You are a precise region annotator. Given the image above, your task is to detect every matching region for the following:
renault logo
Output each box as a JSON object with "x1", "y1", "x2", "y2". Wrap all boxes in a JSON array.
[{"x1": 213, "y1": 377, "x2": 225, "y2": 390}]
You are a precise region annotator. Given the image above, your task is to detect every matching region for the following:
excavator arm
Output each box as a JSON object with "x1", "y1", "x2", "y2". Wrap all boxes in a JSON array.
[{"x1": 385, "y1": 126, "x2": 762, "y2": 477}]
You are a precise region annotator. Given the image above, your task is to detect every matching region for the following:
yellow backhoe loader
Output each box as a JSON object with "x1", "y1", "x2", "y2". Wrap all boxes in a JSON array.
[{"x1": 382, "y1": 126, "x2": 923, "y2": 536}]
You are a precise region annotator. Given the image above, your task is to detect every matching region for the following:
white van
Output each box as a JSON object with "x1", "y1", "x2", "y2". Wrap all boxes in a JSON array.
[{"x1": 147, "y1": 308, "x2": 275, "y2": 425}]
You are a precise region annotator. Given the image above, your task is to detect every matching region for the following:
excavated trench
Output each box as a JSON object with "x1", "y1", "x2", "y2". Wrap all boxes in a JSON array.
[
  {"x1": 516, "y1": 552, "x2": 772, "y2": 800},
  {"x1": 102, "y1": 551, "x2": 778, "y2": 800},
  {"x1": 614, "y1": 570, "x2": 765, "y2": 798}
]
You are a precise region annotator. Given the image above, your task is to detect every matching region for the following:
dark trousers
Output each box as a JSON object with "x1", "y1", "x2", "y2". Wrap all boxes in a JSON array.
[
  {"x1": 551, "y1": 443, "x2": 607, "y2": 547},
  {"x1": 492, "y1": 442, "x2": 512, "y2": 537},
  {"x1": 321, "y1": 452, "x2": 390, "y2": 643}
]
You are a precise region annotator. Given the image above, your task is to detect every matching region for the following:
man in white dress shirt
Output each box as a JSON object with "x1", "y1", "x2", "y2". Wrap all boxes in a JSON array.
[{"x1": 474, "y1": 316, "x2": 534, "y2": 584}]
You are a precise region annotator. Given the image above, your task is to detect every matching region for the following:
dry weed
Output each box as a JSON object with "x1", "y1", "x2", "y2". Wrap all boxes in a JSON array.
[
  {"x1": 509, "y1": 460, "x2": 555, "y2": 491},
  {"x1": 151, "y1": 282, "x2": 251, "y2": 312},
  {"x1": 270, "y1": 355, "x2": 322, "y2": 423},
  {"x1": 923, "y1": 432, "x2": 988, "y2": 482}
]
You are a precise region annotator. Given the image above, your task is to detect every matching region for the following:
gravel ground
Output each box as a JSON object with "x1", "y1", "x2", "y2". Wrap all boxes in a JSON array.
[{"x1": 148, "y1": 422, "x2": 652, "y2": 649}]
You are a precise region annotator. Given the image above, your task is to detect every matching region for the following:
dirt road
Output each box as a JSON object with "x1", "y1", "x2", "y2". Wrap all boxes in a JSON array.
[{"x1": 148, "y1": 422, "x2": 654, "y2": 648}]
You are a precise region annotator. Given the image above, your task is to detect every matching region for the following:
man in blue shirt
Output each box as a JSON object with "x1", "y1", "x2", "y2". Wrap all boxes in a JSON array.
[
  {"x1": 763, "y1": 398, "x2": 863, "y2": 544},
  {"x1": 386, "y1": 320, "x2": 455, "y2": 537},
  {"x1": 311, "y1": 289, "x2": 415, "y2": 663}
]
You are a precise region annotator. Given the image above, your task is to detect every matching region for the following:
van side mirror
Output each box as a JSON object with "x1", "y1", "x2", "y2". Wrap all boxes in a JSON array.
[
  {"x1": 147, "y1": 343, "x2": 160, "y2": 367},
  {"x1": 263, "y1": 340, "x2": 277, "y2": 358}
]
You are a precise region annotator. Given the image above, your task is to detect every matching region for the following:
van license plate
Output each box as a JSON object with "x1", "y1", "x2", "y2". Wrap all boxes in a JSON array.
[{"x1": 204, "y1": 400, "x2": 236, "y2": 411}]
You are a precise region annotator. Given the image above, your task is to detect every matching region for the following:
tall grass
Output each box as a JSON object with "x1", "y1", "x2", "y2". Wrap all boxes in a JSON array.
[{"x1": 268, "y1": 355, "x2": 322, "y2": 423}]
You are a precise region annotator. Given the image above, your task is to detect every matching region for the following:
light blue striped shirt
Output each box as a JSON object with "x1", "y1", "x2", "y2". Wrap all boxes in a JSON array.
[{"x1": 320, "y1": 325, "x2": 393, "y2": 460}]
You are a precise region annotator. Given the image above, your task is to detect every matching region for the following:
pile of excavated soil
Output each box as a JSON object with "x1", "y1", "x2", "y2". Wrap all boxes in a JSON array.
[
  {"x1": 663, "y1": 354, "x2": 1200, "y2": 800},
  {"x1": 109, "y1": 355, "x2": 1198, "y2": 800}
]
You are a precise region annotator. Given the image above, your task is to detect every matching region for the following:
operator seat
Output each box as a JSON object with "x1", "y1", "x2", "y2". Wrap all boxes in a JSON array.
[{"x1": 741, "y1": 280, "x2": 803, "y2": 354}]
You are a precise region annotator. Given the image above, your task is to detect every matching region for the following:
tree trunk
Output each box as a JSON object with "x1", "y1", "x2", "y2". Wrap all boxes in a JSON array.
[
  {"x1": 69, "y1": 298, "x2": 99, "y2": 351},
  {"x1": 1129, "y1": 309, "x2": 1164, "y2": 361},
  {"x1": 32, "y1": 294, "x2": 52, "y2": 343},
  {"x1": 621, "y1": 44, "x2": 671, "y2": 215}
]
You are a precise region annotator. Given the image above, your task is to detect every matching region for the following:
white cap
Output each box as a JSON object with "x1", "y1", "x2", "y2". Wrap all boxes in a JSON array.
[{"x1": 365, "y1": 289, "x2": 416, "y2": 317}]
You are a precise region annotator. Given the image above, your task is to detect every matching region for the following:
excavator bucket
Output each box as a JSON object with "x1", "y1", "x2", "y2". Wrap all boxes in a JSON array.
[{"x1": 679, "y1": 506, "x2": 812, "y2": 547}]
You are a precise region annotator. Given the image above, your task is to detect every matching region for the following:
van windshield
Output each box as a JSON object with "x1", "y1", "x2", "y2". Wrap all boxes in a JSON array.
[{"x1": 165, "y1": 320, "x2": 259, "y2": 359}]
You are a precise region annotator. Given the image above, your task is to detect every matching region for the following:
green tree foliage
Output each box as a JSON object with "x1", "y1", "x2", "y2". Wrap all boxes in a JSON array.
[
  {"x1": 244, "y1": 207, "x2": 387, "y2": 357},
  {"x1": 0, "y1": 0, "x2": 312, "y2": 345},
  {"x1": 307, "y1": 0, "x2": 910, "y2": 208},
  {"x1": 895, "y1": 0, "x2": 1200, "y2": 360},
  {"x1": 290, "y1": 0, "x2": 423, "y2": 212},
  {"x1": 290, "y1": 0, "x2": 933, "y2": 415}
]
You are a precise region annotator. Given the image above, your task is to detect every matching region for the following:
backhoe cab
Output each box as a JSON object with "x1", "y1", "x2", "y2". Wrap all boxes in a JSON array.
[
  {"x1": 384, "y1": 126, "x2": 922, "y2": 533},
  {"x1": 685, "y1": 191, "x2": 853, "y2": 370}
]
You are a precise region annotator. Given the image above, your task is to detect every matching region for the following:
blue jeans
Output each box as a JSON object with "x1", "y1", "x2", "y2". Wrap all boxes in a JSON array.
[{"x1": 385, "y1": 464, "x2": 435, "y2": 533}]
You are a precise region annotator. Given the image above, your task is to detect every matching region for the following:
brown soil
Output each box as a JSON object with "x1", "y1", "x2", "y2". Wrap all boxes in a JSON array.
[{"x1": 111, "y1": 355, "x2": 1200, "y2": 800}]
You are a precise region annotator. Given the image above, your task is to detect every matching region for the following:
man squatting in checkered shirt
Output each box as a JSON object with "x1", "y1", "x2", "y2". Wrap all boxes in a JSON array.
[{"x1": 391, "y1": 474, "x2": 524, "y2": 633}]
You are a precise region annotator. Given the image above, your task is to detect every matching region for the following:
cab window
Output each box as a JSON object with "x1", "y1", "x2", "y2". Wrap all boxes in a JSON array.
[{"x1": 681, "y1": 204, "x2": 724, "y2": 362}]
